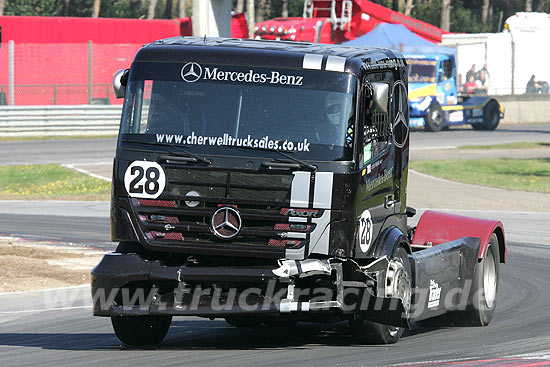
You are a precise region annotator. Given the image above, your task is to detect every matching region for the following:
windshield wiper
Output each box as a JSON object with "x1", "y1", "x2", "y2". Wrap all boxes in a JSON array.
[
  {"x1": 268, "y1": 149, "x2": 317, "y2": 172},
  {"x1": 222, "y1": 144, "x2": 316, "y2": 171},
  {"x1": 119, "y1": 139, "x2": 211, "y2": 165}
]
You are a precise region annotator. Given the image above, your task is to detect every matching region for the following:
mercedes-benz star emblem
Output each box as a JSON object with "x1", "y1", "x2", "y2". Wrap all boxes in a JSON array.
[
  {"x1": 211, "y1": 206, "x2": 242, "y2": 239},
  {"x1": 392, "y1": 80, "x2": 409, "y2": 149},
  {"x1": 181, "y1": 62, "x2": 203, "y2": 83}
]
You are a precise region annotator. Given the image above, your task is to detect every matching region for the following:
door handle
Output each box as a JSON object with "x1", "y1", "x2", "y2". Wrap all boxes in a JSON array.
[{"x1": 384, "y1": 194, "x2": 397, "y2": 209}]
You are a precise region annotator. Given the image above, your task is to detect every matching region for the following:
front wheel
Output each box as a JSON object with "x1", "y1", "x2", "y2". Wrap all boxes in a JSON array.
[
  {"x1": 111, "y1": 315, "x2": 172, "y2": 346},
  {"x1": 424, "y1": 102, "x2": 444, "y2": 132},
  {"x1": 350, "y1": 247, "x2": 411, "y2": 344}
]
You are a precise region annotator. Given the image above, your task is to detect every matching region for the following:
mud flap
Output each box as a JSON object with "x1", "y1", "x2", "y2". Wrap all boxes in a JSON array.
[{"x1": 408, "y1": 237, "x2": 480, "y2": 322}]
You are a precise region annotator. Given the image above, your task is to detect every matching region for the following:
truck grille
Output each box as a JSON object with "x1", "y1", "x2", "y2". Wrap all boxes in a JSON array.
[{"x1": 128, "y1": 168, "x2": 317, "y2": 255}]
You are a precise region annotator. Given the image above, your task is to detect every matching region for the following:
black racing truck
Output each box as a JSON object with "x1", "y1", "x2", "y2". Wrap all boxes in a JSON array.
[{"x1": 92, "y1": 37, "x2": 506, "y2": 345}]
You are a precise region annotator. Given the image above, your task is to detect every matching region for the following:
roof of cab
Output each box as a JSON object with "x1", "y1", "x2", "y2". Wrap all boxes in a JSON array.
[{"x1": 134, "y1": 36, "x2": 406, "y2": 75}]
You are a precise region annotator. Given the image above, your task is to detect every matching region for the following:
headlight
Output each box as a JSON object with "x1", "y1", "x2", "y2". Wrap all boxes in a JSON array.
[{"x1": 277, "y1": 26, "x2": 284, "y2": 33}]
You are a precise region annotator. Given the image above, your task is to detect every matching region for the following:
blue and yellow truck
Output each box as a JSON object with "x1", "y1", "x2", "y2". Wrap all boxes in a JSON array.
[{"x1": 405, "y1": 53, "x2": 503, "y2": 132}]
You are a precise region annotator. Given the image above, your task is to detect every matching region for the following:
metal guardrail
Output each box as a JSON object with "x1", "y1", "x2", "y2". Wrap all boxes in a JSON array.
[{"x1": 0, "y1": 105, "x2": 122, "y2": 136}]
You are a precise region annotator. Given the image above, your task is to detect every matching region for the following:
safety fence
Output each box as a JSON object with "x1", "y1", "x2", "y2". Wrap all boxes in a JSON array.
[
  {"x1": 0, "y1": 41, "x2": 142, "y2": 106},
  {"x1": 0, "y1": 105, "x2": 122, "y2": 136}
]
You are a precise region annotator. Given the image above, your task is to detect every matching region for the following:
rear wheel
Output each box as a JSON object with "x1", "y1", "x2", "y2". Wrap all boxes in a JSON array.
[
  {"x1": 482, "y1": 100, "x2": 500, "y2": 130},
  {"x1": 351, "y1": 247, "x2": 411, "y2": 344},
  {"x1": 471, "y1": 101, "x2": 500, "y2": 130},
  {"x1": 455, "y1": 233, "x2": 500, "y2": 326},
  {"x1": 424, "y1": 102, "x2": 444, "y2": 132},
  {"x1": 111, "y1": 315, "x2": 172, "y2": 346}
]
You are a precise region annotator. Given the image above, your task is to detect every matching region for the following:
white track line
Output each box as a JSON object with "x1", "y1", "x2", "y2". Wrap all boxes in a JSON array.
[{"x1": 62, "y1": 163, "x2": 111, "y2": 181}]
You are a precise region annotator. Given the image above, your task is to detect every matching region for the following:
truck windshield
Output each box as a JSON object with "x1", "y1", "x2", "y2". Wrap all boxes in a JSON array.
[
  {"x1": 407, "y1": 59, "x2": 437, "y2": 83},
  {"x1": 119, "y1": 62, "x2": 357, "y2": 161}
]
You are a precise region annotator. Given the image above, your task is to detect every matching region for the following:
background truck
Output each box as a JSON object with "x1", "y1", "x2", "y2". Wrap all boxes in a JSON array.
[
  {"x1": 92, "y1": 37, "x2": 506, "y2": 346},
  {"x1": 406, "y1": 52, "x2": 503, "y2": 131}
]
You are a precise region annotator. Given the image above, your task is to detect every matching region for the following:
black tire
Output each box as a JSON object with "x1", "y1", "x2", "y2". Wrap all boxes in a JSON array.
[
  {"x1": 111, "y1": 315, "x2": 172, "y2": 346},
  {"x1": 471, "y1": 123, "x2": 485, "y2": 130},
  {"x1": 482, "y1": 100, "x2": 500, "y2": 130},
  {"x1": 455, "y1": 233, "x2": 500, "y2": 326},
  {"x1": 225, "y1": 317, "x2": 262, "y2": 327},
  {"x1": 424, "y1": 101, "x2": 444, "y2": 132},
  {"x1": 350, "y1": 247, "x2": 411, "y2": 344}
]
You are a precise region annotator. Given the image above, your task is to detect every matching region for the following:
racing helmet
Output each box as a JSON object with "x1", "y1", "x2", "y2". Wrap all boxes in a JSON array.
[{"x1": 325, "y1": 92, "x2": 348, "y2": 126}]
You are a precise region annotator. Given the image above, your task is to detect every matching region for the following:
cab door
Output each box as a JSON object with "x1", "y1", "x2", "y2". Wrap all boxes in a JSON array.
[{"x1": 354, "y1": 72, "x2": 397, "y2": 258}]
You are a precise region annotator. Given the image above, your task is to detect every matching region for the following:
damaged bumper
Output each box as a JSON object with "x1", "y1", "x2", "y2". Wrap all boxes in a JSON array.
[{"x1": 91, "y1": 253, "x2": 409, "y2": 327}]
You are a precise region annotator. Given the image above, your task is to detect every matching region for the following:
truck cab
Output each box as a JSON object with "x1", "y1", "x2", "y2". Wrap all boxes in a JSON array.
[
  {"x1": 405, "y1": 52, "x2": 502, "y2": 132},
  {"x1": 92, "y1": 37, "x2": 505, "y2": 346}
]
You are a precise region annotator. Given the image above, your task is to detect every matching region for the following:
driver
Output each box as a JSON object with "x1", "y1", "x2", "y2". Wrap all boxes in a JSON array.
[{"x1": 314, "y1": 92, "x2": 349, "y2": 145}]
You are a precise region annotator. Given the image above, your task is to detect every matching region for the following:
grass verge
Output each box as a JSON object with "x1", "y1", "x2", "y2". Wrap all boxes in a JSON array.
[
  {"x1": 0, "y1": 164, "x2": 110, "y2": 200},
  {"x1": 410, "y1": 158, "x2": 550, "y2": 193},
  {"x1": 0, "y1": 240, "x2": 104, "y2": 293},
  {"x1": 460, "y1": 142, "x2": 550, "y2": 150}
]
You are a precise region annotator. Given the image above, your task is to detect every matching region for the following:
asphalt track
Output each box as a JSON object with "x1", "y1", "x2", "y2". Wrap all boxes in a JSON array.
[
  {"x1": 0, "y1": 233, "x2": 548, "y2": 367},
  {"x1": 0, "y1": 126, "x2": 549, "y2": 365},
  {"x1": 0, "y1": 124, "x2": 549, "y2": 166}
]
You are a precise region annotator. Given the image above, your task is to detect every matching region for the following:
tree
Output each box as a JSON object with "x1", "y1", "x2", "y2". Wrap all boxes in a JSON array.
[
  {"x1": 164, "y1": 0, "x2": 172, "y2": 18},
  {"x1": 147, "y1": 0, "x2": 157, "y2": 18},
  {"x1": 282, "y1": 0, "x2": 288, "y2": 17},
  {"x1": 0, "y1": 0, "x2": 5, "y2": 16},
  {"x1": 236, "y1": 0, "x2": 244, "y2": 12},
  {"x1": 246, "y1": 0, "x2": 255, "y2": 37},
  {"x1": 440, "y1": 0, "x2": 451, "y2": 31},
  {"x1": 92, "y1": 0, "x2": 100, "y2": 17},
  {"x1": 256, "y1": 0, "x2": 271, "y2": 23},
  {"x1": 481, "y1": 0, "x2": 489, "y2": 24},
  {"x1": 405, "y1": 0, "x2": 414, "y2": 16},
  {"x1": 525, "y1": 0, "x2": 532, "y2": 11},
  {"x1": 179, "y1": 0, "x2": 185, "y2": 17}
]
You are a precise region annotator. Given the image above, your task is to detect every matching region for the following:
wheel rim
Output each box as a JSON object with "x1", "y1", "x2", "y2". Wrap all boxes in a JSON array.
[
  {"x1": 430, "y1": 109, "x2": 442, "y2": 127},
  {"x1": 483, "y1": 246, "x2": 497, "y2": 308},
  {"x1": 386, "y1": 259, "x2": 412, "y2": 312},
  {"x1": 388, "y1": 326, "x2": 400, "y2": 337}
]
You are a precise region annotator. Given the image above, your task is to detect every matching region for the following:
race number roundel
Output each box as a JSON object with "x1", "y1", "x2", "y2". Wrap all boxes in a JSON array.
[
  {"x1": 124, "y1": 161, "x2": 166, "y2": 199},
  {"x1": 358, "y1": 210, "x2": 374, "y2": 253}
]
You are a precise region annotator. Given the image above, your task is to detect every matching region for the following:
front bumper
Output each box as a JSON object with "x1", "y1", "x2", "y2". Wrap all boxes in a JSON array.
[{"x1": 91, "y1": 253, "x2": 409, "y2": 327}]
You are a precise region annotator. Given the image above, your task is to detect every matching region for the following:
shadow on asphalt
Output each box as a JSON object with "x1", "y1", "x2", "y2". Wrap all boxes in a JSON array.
[{"x1": 0, "y1": 319, "x2": 451, "y2": 351}]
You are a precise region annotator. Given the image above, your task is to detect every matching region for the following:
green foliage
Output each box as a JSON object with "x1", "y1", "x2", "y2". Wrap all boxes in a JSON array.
[
  {"x1": 99, "y1": 0, "x2": 148, "y2": 19},
  {"x1": 410, "y1": 0, "x2": 440, "y2": 27},
  {"x1": 4, "y1": 0, "x2": 63, "y2": 16}
]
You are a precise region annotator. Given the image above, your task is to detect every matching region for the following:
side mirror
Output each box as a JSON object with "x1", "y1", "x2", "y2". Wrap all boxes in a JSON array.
[
  {"x1": 372, "y1": 82, "x2": 389, "y2": 113},
  {"x1": 113, "y1": 69, "x2": 129, "y2": 99}
]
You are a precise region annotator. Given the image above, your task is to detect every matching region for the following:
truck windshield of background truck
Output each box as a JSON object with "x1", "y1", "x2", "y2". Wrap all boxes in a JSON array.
[
  {"x1": 119, "y1": 62, "x2": 357, "y2": 161},
  {"x1": 407, "y1": 59, "x2": 437, "y2": 83}
]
